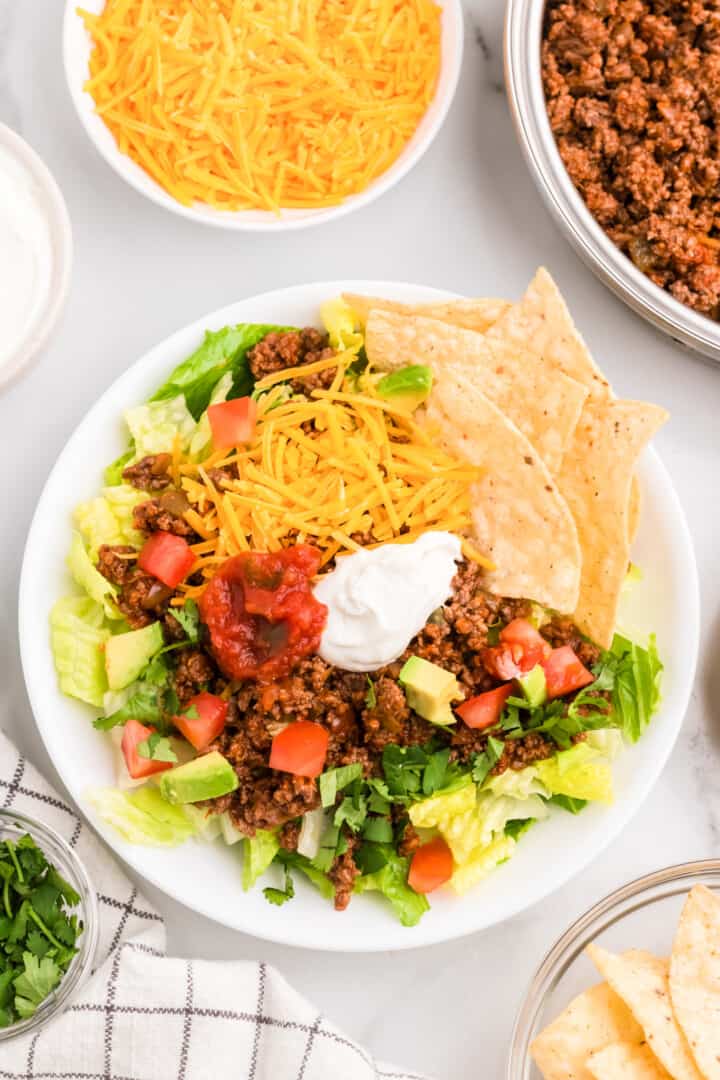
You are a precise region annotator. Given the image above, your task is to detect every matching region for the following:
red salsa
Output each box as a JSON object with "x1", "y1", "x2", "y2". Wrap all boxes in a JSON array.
[{"x1": 199, "y1": 546, "x2": 328, "y2": 682}]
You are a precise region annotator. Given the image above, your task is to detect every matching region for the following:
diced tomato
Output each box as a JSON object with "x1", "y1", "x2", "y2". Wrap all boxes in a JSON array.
[
  {"x1": 174, "y1": 692, "x2": 228, "y2": 751},
  {"x1": 138, "y1": 531, "x2": 195, "y2": 588},
  {"x1": 121, "y1": 719, "x2": 173, "y2": 780},
  {"x1": 481, "y1": 642, "x2": 525, "y2": 680},
  {"x1": 208, "y1": 397, "x2": 257, "y2": 450},
  {"x1": 408, "y1": 837, "x2": 454, "y2": 894},
  {"x1": 456, "y1": 684, "x2": 513, "y2": 730},
  {"x1": 542, "y1": 646, "x2": 595, "y2": 700},
  {"x1": 500, "y1": 618, "x2": 552, "y2": 671},
  {"x1": 269, "y1": 721, "x2": 329, "y2": 778}
]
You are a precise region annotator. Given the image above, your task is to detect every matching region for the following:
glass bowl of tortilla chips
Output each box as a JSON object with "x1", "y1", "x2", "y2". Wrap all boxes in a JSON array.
[{"x1": 508, "y1": 860, "x2": 720, "y2": 1079}]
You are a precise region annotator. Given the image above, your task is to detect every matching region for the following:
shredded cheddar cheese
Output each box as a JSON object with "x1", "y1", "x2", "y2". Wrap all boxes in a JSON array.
[
  {"x1": 172, "y1": 357, "x2": 493, "y2": 601},
  {"x1": 78, "y1": 0, "x2": 442, "y2": 212}
]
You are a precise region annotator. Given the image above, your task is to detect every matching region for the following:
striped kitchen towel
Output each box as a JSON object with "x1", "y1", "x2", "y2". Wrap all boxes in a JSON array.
[{"x1": 0, "y1": 730, "x2": 428, "y2": 1080}]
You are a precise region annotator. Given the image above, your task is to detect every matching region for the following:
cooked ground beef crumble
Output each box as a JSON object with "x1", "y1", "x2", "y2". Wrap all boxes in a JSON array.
[{"x1": 543, "y1": 0, "x2": 720, "y2": 318}]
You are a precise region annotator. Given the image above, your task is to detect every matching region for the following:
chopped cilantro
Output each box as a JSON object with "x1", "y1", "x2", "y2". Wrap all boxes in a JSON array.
[
  {"x1": 166, "y1": 600, "x2": 201, "y2": 644},
  {"x1": 262, "y1": 866, "x2": 295, "y2": 907},
  {"x1": 471, "y1": 736, "x2": 505, "y2": 786},
  {"x1": 318, "y1": 764, "x2": 363, "y2": 809},
  {"x1": 0, "y1": 834, "x2": 82, "y2": 1028},
  {"x1": 136, "y1": 733, "x2": 177, "y2": 763},
  {"x1": 361, "y1": 817, "x2": 394, "y2": 844}
]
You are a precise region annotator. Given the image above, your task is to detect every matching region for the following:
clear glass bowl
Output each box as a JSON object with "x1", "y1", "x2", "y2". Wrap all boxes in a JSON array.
[
  {"x1": 507, "y1": 860, "x2": 720, "y2": 1079},
  {"x1": 0, "y1": 808, "x2": 99, "y2": 1042}
]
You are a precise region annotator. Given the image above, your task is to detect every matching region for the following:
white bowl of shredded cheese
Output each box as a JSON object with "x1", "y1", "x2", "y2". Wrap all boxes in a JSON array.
[
  {"x1": 62, "y1": 0, "x2": 464, "y2": 231},
  {"x1": 0, "y1": 124, "x2": 72, "y2": 391}
]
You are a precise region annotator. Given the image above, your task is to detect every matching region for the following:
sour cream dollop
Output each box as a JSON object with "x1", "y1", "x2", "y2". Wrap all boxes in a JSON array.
[
  {"x1": 0, "y1": 144, "x2": 53, "y2": 375},
  {"x1": 313, "y1": 531, "x2": 462, "y2": 672}
]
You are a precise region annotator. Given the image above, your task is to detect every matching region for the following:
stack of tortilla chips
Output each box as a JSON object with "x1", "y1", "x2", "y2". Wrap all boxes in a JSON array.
[
  {"x1": 531, "y1": 885, "x2": 720, "y2": 1079},
  {"x1": 352, "y1": 270, "x2": 668, "y2": 648}
]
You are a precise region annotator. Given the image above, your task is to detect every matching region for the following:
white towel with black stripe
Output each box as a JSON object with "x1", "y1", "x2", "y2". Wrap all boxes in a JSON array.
[{"x1": 0, "y1": 730, "x2": 429, "y2": 1080}]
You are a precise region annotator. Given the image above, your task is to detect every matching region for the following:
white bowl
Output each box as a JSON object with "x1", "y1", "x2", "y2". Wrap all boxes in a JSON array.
[
  {"x1": 0, "y1": 124, "x2": 72, "y2": 391},
  {"x1": 19, "y1": 280, "x2": 699, "y2": 951},
  {"x1": 62, "y1": 1, "x2": 463, "y2": 231}
]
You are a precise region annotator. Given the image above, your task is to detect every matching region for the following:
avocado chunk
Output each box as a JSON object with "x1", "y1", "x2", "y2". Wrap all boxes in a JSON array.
[
  {"x1": 105, "y1": 621, "x2": 164, "y2": 691},
  {"x1": 399, "y1": 655, "x2": 461, "y2": 726},
  {"x1": 376, "y1": 365, "x2": 432, "y2": 412},
  {"x1": 517, "y1": 664, "x2": 547, "y2": 709},
  {"x1": 160, "y1": 751, "x2": 239, "y2": 805}
]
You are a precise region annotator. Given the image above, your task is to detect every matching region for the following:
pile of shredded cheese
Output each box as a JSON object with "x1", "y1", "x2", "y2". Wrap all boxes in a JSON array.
[
  {"x1": 173, "y1": 354, "x2": 490, "y2": 602},
  {"x1": 79, "y1": 0, "x2": 442, "y2": 212}
]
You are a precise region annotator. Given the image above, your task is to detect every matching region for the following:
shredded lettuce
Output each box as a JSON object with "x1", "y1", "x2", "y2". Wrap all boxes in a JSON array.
[
  {"x1": 87, "y1": 786, "x2": 199, "y2": 845},
  {"x1": 124, "y1": 395, "x2": 196, "y2": 460},
  {"x1": 354, "y1": 847, "x2": 429, "y2": 927},
  {"x1": 104, "y1": 446, "x2": 135, "y2": 486},
  {"x1": 74, "y1": 484, "x2": 145, "y2": 556},
  {"x1": 241, "y1": 829, "x2": 280, "y2": 891},
  {"x1": 535, "y1": 742, "x2": 614, "y2": 804},
  {"x1": 189, "y1": 372, "x2": 233, "y2": 460},
  {"x1": 50, "y1": 596, "x2": 109, "y2": 707},
  {"x1": 610, "y1": 633, "x2": 663, "y2": 743},
  {"x1": 67, "y1": 531, "x2": 121, "y2": 619},
  {"x1": 150, "y1": 324, "x2": 295, "y2": 419},
  {"x1": 451, "y1": 834, "x2": 516, "y2": 895}
]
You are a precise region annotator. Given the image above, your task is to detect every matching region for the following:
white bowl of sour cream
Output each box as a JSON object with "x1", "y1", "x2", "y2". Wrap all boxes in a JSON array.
[{"x1": 0, "y1": 124, "x2": 72, "y2": 391}]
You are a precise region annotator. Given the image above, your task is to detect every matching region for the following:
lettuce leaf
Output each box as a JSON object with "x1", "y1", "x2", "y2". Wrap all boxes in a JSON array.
[
  {"x1": 150, "y1": 324, "x2": 295, "y2": 419},
  {"x1": 104, "y1": 446, "x2": 135, "y2": 486},
  {"x1": 534, "y1": 742, "x2": 614, "y2": 804},
  {"x1": 124, "y1": 396, "x2": 196, "y2": 460},
  {"x1": 50, "y1": 597, "x2": 109, "y2": 707},
  {"x1": 189, "y1": 372, "x2": 233, "y2": 460},
  {"x1": 609, "y1": 633, "x2": 663, "y2": 743},
  {"x1": 320, "y1": 299, "x2": 363, "y2": 354},
  {"x1": 86, "y1": 786, "x2": 199, "y2": 845},
  {"x1": 67, "y1": 531, "x2": 121, "y2": 619},
  {"x1": 354, "y1": 847, "x2": 429, "y2": 927},
  {"x1": 276, "y1": 851, "x2": 335, "y2": 899},
  {"x1": 241, "y1": 829, "x2": 280, "y2": 891},
  {"x1": 74, "y1": 484, "x2": 145, "y2": 557},
  {"x1": 451, "y1": 834, "x2": 516, "y2": 895}
]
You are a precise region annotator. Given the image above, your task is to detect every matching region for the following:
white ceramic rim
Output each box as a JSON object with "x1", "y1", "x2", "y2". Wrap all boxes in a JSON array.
[
  {"x1": 62, "y1": 0, "x2": 464, "y2": 232},
  {"x1": 0, "y1": 123, "x2": 73, "y2": 392},
  {"x1": 504, "y1": 0, "x2": 720, "y2": 364},
  {"x1": 19, "y1": 280, "x2": 699, "y2": 951}
]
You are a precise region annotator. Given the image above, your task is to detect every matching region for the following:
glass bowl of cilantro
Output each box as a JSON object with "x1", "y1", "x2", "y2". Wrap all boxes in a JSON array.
[{"x1": 0, "y1": 810, "x2": 99, "y2": 1040}]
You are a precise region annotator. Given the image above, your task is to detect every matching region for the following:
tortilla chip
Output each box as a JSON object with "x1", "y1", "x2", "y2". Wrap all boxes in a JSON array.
[
  {"x1": 557, "y1": 401, "x2": 668, "y2": 647},
  {"x1": 365, "y1": 309, "x2": 588, "y2": 476},
  {"x1": 587, "y1": 1042, "x2": 671, "y2": 1079},
  {"x1": 487, "y1": 268, "x2": 612, "y2": 400},
  {"x1": 587, "y1": 946, "x2": 702, "y2": 1080},
  {"x1": 628, "y1": 475, "x2": 641, "y2": 545},
  {"x1": 424, "y1": 371, "x2": 581, "y2": 612},
  {"x1": 530, "y1": 982, "x2": 644, "y2": 1080},
  {"x1": 343, "y1": 293, "x2": 510, "y2": 334},
  {"x1": 670, "y1": 885, "x2": 720, "y2": 1080}
]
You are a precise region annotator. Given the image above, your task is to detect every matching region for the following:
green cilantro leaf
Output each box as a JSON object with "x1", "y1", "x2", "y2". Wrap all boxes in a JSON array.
[
  {"x1": 471, "y1": 736, "x2": 505, "y2": 786},
  {"x1": 262, "y1": 866, "x2": 295, "y2": 907},
  {"x1": 166, "y1": 600, "x2": 201, "y2": 643},
  {"x1": 13, "y1": 953, "x2": 62, "y2": 1017},
  {"x1": 136, "y1": 734, "x2": 178, "y2": 763}
]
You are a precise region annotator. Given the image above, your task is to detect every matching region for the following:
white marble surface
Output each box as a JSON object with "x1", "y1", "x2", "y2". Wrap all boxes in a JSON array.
[{"x1": 1, "y1": 1, "x2": 719, "y2": 1076}]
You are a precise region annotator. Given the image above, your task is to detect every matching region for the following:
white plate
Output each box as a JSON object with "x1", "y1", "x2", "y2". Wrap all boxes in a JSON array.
[
  {"x1": 62, "y1": 1, "x2": 463, "y2": 232},
  {"x1": 19, "y1": 281, "x2": 699, "y2": 951}
]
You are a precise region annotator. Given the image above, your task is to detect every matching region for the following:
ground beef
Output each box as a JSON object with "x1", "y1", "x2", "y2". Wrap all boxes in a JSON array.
[
  {"x1": 115, "y1": 570, "x2": 174, "y2": 628},
  {"x1": 97, "y1": 545, "x2": 137, "y2": 586},
  {"x1": 328, "y1": 835, "x2": 360, "y2": 911},
  {"x1": 122, "y1": 453, "x2": 172, "y2": 492},
  {"x1": 203, "y1": 557, "x2": 597, "y2": 908},
  {"x1": 133, "y1": 494, "x2": 196, "y2": 538},
  {"x1": 542, "y1": 0, "x2": 720, "y2": 318},
  {"x1": 247, "y1": 328, "x2": 338, "y2": 393},
  {"x1": 173, "y1": 647, "x2": 216, "y2": 703}
]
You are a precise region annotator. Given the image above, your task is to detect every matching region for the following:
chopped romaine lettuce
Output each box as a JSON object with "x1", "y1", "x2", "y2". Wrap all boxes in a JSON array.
[
  {"x1": 67, "y1": 531, "x2": 121, "y2": 619},
  {"x1": 451, "y1": 834, "x2": 516, "y2": 894},
  {"x1": 87, "y1": 786, "x2": 199, "y2": 845},
  {"x1": 189, "y1": 372, "x2": 233, "y2": 460},
  {"x1": 74, "y1": 484, "x2": 145, "y2": 556},
  {"x1": 610, "y1": 633, "x2": 662, "y2": 743},
  {"x1": 124, "y1": 396, "x2": 196, "y2": 460},
  {"x1": 50, "y1": 596, "x2": 109, "y2": 707},
  {"x1": 104, "y1": 446, "x2": 135, "y2": 486},
  {"x1": 241, "y1": 829, "x2": 280, "y2": 891},
  {"x1": 150, "y1": 324, "x2": 295, "y2": 419},
  {"x1": 485, "y1": 767, "x2": 548, "y2": 800},
  {"x1": 535, "y1": 741, "x2": 614, "y2": 804},
  {"x1": 354, "y1": 847, "x2": 429, "y2": 927}
]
